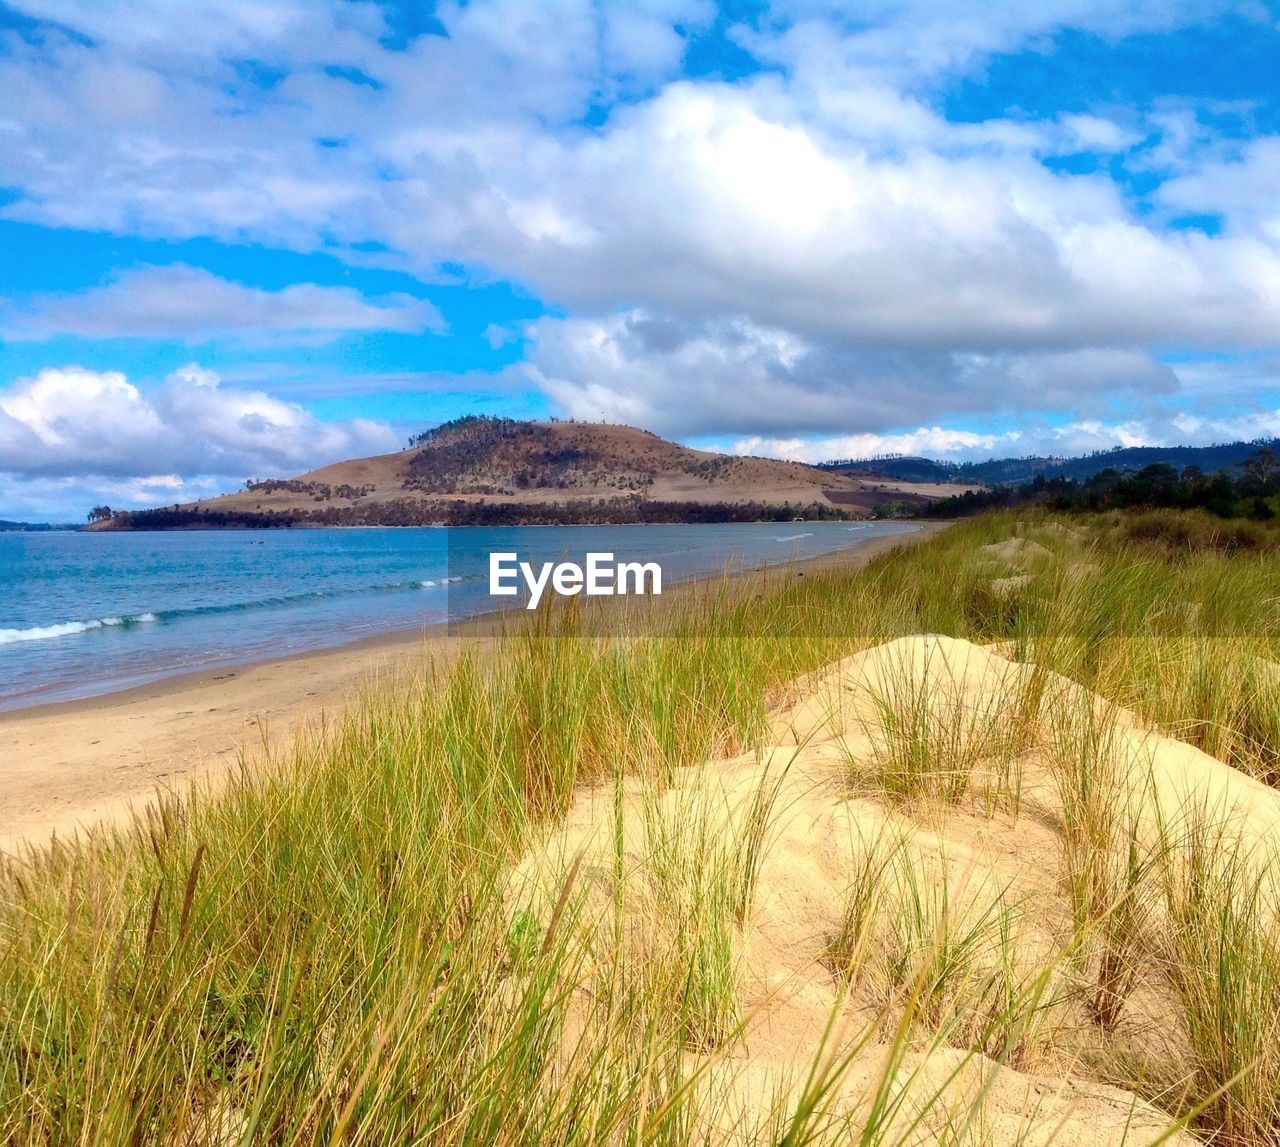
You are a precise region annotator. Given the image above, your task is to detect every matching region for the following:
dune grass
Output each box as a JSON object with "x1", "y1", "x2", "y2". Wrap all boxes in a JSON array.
[
  {"x1": 4, "y1": 507, "x2": 1280, "y2": 1142},
  {"x1": 850, "y1": 643, "x2": 1019, "y2": 808},
  {"x1": 827, "y1": 819, "x2": 1071, "y2": 1076},
  {"x1": 1153, "y1": 817, "x2": 1280, "y2": 1144}
]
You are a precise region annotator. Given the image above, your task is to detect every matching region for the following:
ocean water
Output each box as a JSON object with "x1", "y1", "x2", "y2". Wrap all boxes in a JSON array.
[{"x1": 0, "y1": 521, "x2": 918, "y2": 710}]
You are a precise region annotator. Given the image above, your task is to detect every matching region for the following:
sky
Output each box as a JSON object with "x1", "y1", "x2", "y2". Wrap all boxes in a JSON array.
[{"x1": 3, "y1": 2, "x2": 1280, "y2": 519}]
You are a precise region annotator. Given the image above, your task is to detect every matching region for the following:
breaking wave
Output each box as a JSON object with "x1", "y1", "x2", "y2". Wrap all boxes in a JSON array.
[{"x1": 0, "y1": 574, "x2": 480, "y2": 647}]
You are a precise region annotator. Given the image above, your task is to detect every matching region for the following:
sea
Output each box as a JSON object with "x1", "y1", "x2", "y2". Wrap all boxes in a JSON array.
[{"x1": 0, "y1": 521, "x2": 918, "y2": 711}]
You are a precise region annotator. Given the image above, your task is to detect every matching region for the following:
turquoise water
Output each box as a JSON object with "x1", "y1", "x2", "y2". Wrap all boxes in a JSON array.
[{"x1": 0, "y1": 522, "x2": 917, "y2": 710}]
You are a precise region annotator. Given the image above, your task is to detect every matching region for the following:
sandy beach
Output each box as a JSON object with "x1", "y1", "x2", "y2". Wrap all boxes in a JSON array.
[
  {"x1": 9, "y1": 511, "x2": 1280, "y2": 1143},
  {"x1": 0, "y1": 627, "x2": 452, "y2": 853},
  {"x1": 0, "y1": 525, "x2": 940, "y2": 852}
]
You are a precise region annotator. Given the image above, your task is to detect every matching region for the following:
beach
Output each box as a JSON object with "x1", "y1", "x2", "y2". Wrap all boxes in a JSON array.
[
  {"x1": 0, "y1": 525, "x2": 939, "y2": 852},
  {"x1": 7, "y1": 509, "x2": 1280, "y2": 1143}
]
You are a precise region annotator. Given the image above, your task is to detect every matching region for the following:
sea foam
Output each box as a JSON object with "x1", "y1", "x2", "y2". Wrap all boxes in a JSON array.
[{"x1": 0, "y1": 613, "x2": 159, "y2": 645}]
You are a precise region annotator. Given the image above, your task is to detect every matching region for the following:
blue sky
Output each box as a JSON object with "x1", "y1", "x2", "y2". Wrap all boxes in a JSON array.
[{"x1": 3, "y1": 1, "x2": 1280, "y2": 518}]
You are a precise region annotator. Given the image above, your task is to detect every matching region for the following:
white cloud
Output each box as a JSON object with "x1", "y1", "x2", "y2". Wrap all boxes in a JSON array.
[
  {"x1": 2, "y1": 0, "x2": 1280, "y2": 456},
  {"x1": 726, "y1": 405, "x2": 1280, "y2": 466},
  {"x1": 473, "y1": 84, "x2": 1280, "y2": 350},
  {"x1": 0, "y1": 473, "x2": 222, "y2": 521},
  {"x1": 1057, "y1": 113, "x2": 1140, "y2": 154},
  {"x1": 0, "y1": 364, "x2": 400, "y2": 481},
  {"x1": 740, "y1": 2, "x2": 1257, "y2": 88},
  {"x1": 3, "y1": 4, "x2": 1275, "y2": 347},
  {"x1": 2, "y1": 265, "x2": 443, "y2": 344},
  {"x1": 6, "y1": 0, "x2": 380, "y2": 59},
  {"x1": 527, "y1": 309, "x2": 1178, "y2": 436},
  {"x1": 1158, "y1": 136, "x2": 1280, "y2": 240},
  {"x1": 0, "y1": 0, "x2": 713, "y2": 243},
  {"x1": 483, "y1": 322, "x2": 518, "y2": 350},
  {"x1": 729, "y1": 426, "x2": 1022, "y2": 462}
]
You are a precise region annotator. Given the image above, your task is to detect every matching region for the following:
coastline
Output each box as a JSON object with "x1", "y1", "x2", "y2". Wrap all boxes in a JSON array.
[{"x1": 0, "y1": 522, "x2": 944, "y2": 853}]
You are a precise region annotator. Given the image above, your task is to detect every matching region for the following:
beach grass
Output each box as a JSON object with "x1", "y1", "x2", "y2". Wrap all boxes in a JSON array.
[{"x1": 4, "y1": 507, "x2": 1280, "y2": 1142}]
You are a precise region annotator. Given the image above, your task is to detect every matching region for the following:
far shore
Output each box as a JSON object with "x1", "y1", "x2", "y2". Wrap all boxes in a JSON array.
[{"x1": 0, "y1": 523, "x2": 944, "y2": 854}]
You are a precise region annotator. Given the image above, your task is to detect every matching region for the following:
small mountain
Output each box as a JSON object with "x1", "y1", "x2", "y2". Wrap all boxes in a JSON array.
[
  {"x1": 819, "y1": 439, "x2": 1280, "y2": 487},
  {"x1": 0, "y1": 519, "x2": 71, "y2": 531},
  {"x1": 98, "y1": 416, "x2": 977, "y2": 529}
]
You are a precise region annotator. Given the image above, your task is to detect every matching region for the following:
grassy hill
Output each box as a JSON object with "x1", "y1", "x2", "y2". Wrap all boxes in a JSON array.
[{"x1": 98, "y1": 416, "x2": 977, "y2": 528}]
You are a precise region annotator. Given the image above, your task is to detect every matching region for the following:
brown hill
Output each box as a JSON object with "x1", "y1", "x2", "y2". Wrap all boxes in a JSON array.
[{"x1": 109, "y1": 417, "x2": 981, "y2": 527}]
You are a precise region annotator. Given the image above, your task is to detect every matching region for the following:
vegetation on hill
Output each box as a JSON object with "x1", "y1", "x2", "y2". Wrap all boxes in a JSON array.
[
  {"x1": 242, "y1": 479, "x2": 375, "y2": 501},
  {"x1": 822, "y1": 438, "x2": 1280, "y2": 486},
  {"x1": 400, "y1": 415, "x2": 737, "y2": 497},
  {"x1": 0, "y1": 519, "x2": 70, "y2": 532},
  {"x1": 406, "y1": 412, "x2": 522, "y2": 449},
  {"x1": 102, "y1": 497, "x2": 858, "y2": 530},
  {"x1": 7, "y1": 511, "x2": 1280, "y2": 1140},
  {"x1": 921, "y1": 447, "x2": 1280, "y2": 525},
  {"x1": 404, "y1": 419, "x2": 640, "y2": 495}
]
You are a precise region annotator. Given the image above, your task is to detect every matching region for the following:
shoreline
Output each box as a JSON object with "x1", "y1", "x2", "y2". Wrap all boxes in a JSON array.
[
  {"x1": 0, "y1": 523, "x2": 943, "y2": 853},
  {"x1": 1, "y1": 522, "x2": 925, "y2": 718}
]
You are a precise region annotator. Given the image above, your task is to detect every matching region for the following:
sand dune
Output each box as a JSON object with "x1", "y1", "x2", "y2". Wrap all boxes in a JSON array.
[{"x1": 506, "y1": 631, "x2": 1280, "y2": 1143}]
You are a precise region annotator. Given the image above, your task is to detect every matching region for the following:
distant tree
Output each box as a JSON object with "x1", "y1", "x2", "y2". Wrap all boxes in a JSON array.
[
  {"x1": 87, "y1": 505, "x2": 113, "y2": 523},
  {"x1": 1243, "y1": 447, "x2": 1279, "y2": 494},
  {"x1": 1250, "y1": 497, "x2": 1276, "y2": 521}
]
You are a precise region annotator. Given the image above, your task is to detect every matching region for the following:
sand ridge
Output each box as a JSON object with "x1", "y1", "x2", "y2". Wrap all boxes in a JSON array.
[{"x1": 506, "y1": 632, "x2": 1280, "y2": 1143}]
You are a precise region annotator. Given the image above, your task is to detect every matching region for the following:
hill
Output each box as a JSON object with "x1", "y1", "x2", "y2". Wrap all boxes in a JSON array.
[
  {"x1": 820, "y1": 438, "x2": 1280, "y2": 486},
  {"x1": 0, "y1": 519, "x2": 72, "y2": 532},
  {"x1": 97, "y1": 416, "x2": 978, "y2": 528}
]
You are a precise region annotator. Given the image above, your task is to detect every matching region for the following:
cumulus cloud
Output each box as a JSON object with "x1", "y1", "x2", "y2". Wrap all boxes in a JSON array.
[
  {"x1": 0, "y1": 473, "x2": 224, "y2": 521},
  {"x1": 728, "y1": 426, "x2": 1026, "y2": 463},
  {"x1": 527, "y1": 310, "x2": 1178, "y2": 436},
  {"x1": 0, "y1": 364, "x2": 400, "y2": 481},
  {"x1": 391, "y1": 81, "x2": 1280, "y2": 360},
  {"x1": 2, "y1": 265, "x2": 443, "y2": 344},
  {"x1": 1158, "y1": 136, "x2": 1280, "y2": 240},
  {"x1": 2, "y1": 0, "x2": 1280, "y2": 456},
  {"x1": 5, "y1": 0, "x2": 380, "y2": 59},
  {"x1": 0, "y1": 0, "x2": 714, "y2": 243},
  {"x1": 1057, "y1": 113, "x2": 1141, "y2": 154},
  {"x1": 738, "y1": 1, "x2": 1255, "y2": 89}
]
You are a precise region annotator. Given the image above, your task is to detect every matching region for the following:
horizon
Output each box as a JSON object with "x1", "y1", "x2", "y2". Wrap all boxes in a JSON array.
[{"x1": 4, "y1": 2, "x2": 1280, "y2": 517}]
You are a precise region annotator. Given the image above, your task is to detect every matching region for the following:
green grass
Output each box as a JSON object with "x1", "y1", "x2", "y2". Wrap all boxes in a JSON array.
[
  {"x1": 1154, "y1": 817, "x2": 1280, "y2": 1143},
  {"x1": 845, "y1": 637, "x2": 1023, "y2": 809},
  {"x1": 5, "y1": 507, "x2": 1280, "y2": 1142},
  {"x1": 825, "y1": 826, "x2": 1056, "y2": 1065}
]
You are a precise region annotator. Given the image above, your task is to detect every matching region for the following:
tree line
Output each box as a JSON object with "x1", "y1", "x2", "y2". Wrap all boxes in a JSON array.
[
  {"x1": 97, "y1": 497, "x2": 861, "y2": 530},
  {"x1": 923, "y1": 448, "x2": 1280, "y2": 521}
]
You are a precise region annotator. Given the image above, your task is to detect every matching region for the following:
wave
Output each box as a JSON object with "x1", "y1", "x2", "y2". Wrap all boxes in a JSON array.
[
  {"x1": 0, "y1": 612, "x2": 159, "y2": 645},
  {"x1": 770, "y1": 532, "x2": 814, "y2": 542},
  {"x1": 0, "y1": 575, "x2": 480, "y2": 647}
]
